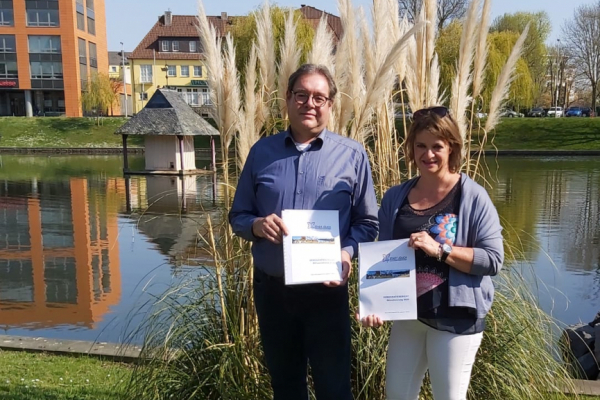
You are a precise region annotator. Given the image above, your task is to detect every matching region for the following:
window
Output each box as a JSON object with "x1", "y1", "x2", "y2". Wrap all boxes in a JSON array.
[
  {"x1": 180, "y1": 65, "x2": 189, "y2": 77},
  {"x1": 0, "y1": 35, "x2": 15, "y2": 52},
  {"x1": 27, "y1": 9, "x2": 59, "y2": 27},
  {"x1": 88, "y1": 42, "x2": 97, "y2": 68},
  {"x1": 78, "y1": 38, "x2": 86, "y2": 64},
  {"x1": 111, "y1": 66, "x2": 117, "y2": 72},
  {"x1": 0, "y1": 61, "x2": 17, "y2": 78},
  {"x1": 189, "y1": 41, "x2": 197, "y2": 52},
  {"x1": 86, "y1": 0, "x2": 94, "y2": 10},
  {"x1": 139, "y1": 92, "x2": 148, "y2": 101},
  {"x1": 140, "y1": 65, "x2": 152, "y2": 83},
  {"x1": 193, "y1": 66, "x2": 202, "y2": 77},
  {"x1": 201, "y1": 88, "x2": 210, "y2": 105},
  {"x1": 167, "y1": 65, "x2": 176, "y2": 77},
  {"x1": 28, "y1": 36, "x2": 61, "y2": 54},
  {"x1": 80, "y1": 63, "x2": 87, "y2": 88},
  {"x1": 87, "y1": 17, "x2": 95, "y2": 35},
  {"x1": 76, "y1": 12, "x2": 84, "y2": 30},
  {"x1": 30, "y1": 61, "x2": 63, "y2": 79},
  {"x1": 161, "y1": 41, "x2": 169, "y2": 52},
  {"x1": 172, "y1": 41, "x2": 179, "y2": 52},
  {"x1": 181, "y1": 88, "x2": 198, "y2": 106},
  {"x1": 0, "y1": 8, "x2": 13, "y2": 26}
]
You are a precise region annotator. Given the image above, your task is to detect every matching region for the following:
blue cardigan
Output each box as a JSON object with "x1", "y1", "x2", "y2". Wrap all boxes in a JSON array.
[{"x1": 378, "y1": 173, "x2": 504, "y2": 318}]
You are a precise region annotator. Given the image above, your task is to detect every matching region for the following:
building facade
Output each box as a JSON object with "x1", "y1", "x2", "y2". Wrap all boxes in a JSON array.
[
  {"x1": 129, "y1": 11, "x2": 223, "y2": 115},
  {"x1": 0, "y1": 0, "x2": 107, "y2": 117},
  {"x1": 130, "y1": 8, "x2": 342, "y2": 116},
  {"x1": 108, "y1": 50, "x2": 131, "y2": 116}
]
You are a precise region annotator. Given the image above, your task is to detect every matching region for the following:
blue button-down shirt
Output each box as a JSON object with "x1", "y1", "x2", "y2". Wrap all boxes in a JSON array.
[{"x1": 229, "y1": 129, "x2": 379, "y2": 277}]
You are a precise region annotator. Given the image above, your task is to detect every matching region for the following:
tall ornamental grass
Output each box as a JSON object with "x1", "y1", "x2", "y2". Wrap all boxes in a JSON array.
[{"x1": 125, "y1": 0, "x2": 582, "y2": 398}]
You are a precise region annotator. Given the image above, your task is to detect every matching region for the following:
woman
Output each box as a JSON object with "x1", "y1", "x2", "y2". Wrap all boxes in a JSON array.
[{"x1": 361, "y1": 106, "x2": 504, "y2": 400}]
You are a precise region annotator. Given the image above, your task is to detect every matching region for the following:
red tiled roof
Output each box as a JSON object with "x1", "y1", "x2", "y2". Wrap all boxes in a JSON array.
[
  {"x1": 130, "y1": 14, "x2": 231, "y2": 60},
  {"x1": 299, "y1": 5, "x2": 343, "y2": 42},
  {"x1": 131, "y1": 6, "x2": 343, "y2": 60}
]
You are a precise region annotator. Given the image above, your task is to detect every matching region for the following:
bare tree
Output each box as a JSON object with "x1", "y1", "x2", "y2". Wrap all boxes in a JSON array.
[
  {"x1": 398, "y1": 0, "x2": 467, "y2": 29},
  {"x1": 562, "y1": 2, "x2": 600, "y2": 112}
]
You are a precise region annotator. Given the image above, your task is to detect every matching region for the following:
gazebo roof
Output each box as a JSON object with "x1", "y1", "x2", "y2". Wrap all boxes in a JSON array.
[{"x1": 115, "y1": 89, "x2": 219, "y2": 136}]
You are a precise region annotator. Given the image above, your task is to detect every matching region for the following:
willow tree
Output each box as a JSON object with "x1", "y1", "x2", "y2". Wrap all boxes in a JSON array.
[
  {"x1": 484, "y1": 31, "x2": 533, "y2": 110},
  {"x1": 81, "y1": 73, "x2": 118, "y2": 125},
  {"x1": 436, "y1": 20, "x2": 463, "y2": 100},
  {"x1": 491, "y1": 12, "x2": 551, "y2": 106}
]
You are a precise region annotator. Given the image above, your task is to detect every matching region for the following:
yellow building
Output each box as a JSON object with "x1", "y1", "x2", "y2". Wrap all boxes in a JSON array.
[{"x1": 129, "y1": 11, "x2": 223, "y2": 115}]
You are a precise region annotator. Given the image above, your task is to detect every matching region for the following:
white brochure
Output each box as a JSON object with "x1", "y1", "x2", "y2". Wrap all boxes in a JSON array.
[
  {"x1": 282, "y1": 209, "x2": 342, "y2": 285},
  {"x1": 358, "y1": 239, "x2": 417, "y2": 321}
]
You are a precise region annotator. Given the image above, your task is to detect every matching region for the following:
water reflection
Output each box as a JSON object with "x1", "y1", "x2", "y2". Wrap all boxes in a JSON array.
[
  {"x1": 487, "y1": 157, "x2": 600, "y2": 323},
  {"x1": 0, "y1": 155, "x2": 598, "y2": 341},
  {"x1": 0, "y1": 177, "x2": 121, "y2": 330},
  {"x1": 126, "y1": 175, "x2": 221, "y2": 266},
  {"x1": 0, "y1": 156, "x2": 221, "y2": 341}
]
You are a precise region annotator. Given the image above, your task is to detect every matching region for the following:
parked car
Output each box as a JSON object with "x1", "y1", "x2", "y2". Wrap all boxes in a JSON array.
[
  {"x1": 394, "y1": 103, "x2": 413, "y2": 120},
  {"x1": 475, "y1": 111, "x2": 488, "y2": 119},
  {"x1": 582, "y1": 107, "x2": 592, "y2": 117},
  {"x1": 499, "y1": 109, "x2": 524, "y2": 118},
  {"x1": 547, "y1": 106, "x2": 563, "y2": 117},
  {"x1": 565, "y1": 107, "x2": 583, "y2": 117},
  {"x1": 527, "y1": 107, "x2": 546, "y2": 117}
]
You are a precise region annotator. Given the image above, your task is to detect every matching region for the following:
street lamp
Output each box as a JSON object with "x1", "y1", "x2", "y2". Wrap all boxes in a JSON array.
[
  {"x1": 161, "y1": 64, "x2": 169, "y2": 87},
  {"x1": 555, "y1": 39, "x2": 560, "y2": 118},
  {"x1": 120, "y1": 41, "x2": 128, "y2": 117}
]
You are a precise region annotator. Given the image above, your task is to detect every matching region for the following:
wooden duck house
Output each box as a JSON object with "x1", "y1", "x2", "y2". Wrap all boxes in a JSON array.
[{"x1": 115, "y1": 88, "x2": 218, "y2": 175}]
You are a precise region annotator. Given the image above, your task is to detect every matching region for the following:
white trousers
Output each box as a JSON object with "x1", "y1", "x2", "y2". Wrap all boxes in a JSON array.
[{"x1": 385, "y1": 319, "x2": 483, "y2": 400}]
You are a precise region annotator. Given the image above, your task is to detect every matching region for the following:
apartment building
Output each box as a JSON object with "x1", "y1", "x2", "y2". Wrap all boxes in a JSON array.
[
  {"x1": 0, "y1": 0, "x2": 107, "y2": 117},
  {"x1": 129, "y1": 7, "x2": 342, "y2": 116},
  {"x1": 129, "y1": 11, "x2": 214, "y2": 115}
]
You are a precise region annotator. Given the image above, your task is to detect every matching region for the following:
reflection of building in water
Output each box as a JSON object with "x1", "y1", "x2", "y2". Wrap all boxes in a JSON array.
[
  {"x1": 0, "y1": 178, "x2": 121, "y2": 329},
  {"x1": 145, "y1": 175, "x2": 197, "y2": 211},
  {"x1": 125, "y1": 175, "x2": 221, "y2": 266}
]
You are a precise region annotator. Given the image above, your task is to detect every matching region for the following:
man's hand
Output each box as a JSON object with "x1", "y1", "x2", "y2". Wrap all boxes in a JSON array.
[
  {"x1": 324, "y1": 250, "x2": 352, "y2": 287},
  {"x1": 252, "y1": 214, "x2": 289, "y2": 244}
]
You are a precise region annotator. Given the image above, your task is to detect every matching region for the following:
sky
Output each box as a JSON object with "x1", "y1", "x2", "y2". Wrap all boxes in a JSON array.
[{"x1": 106, "y1": 0, "x2": 591, "y2": 52}]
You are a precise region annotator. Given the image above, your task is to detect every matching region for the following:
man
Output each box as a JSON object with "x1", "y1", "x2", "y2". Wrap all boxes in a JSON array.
[{"x1": 229, "y1": 64, "x2": 378, "y2": 400}]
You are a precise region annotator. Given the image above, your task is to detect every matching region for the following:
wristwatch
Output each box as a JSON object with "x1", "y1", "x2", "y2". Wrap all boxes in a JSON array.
[{"x1": 438, "y1": 243, "x2": 452, "y2": 262}]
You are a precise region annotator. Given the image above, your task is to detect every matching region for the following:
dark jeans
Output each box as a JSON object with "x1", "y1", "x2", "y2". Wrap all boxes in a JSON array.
[{"x1": 253, "y1": 268, "x2": 353, "y2": 400}]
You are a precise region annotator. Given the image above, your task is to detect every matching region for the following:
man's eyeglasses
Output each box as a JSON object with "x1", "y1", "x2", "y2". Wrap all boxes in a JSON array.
[
  {"x1": 413, "y1": 106, "x2": 449, "y2": 120},
  {"x1": 290, "y1": 91, "x2": 331, "y2": 108}
]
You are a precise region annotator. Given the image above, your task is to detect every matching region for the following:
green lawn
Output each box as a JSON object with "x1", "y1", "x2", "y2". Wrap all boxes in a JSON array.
[
  {"x1": 480, "y1": 117, "x2": 600, "y2": 150},
  {"x1": 0, "y1": 350, "x2": 131, "y2": 400},
  {"x1": 1, "y1": 115, "x2": 600, "y2": 151},
  {"x1": 0, "y1": 117, "x2": 142, "y2": 148}
]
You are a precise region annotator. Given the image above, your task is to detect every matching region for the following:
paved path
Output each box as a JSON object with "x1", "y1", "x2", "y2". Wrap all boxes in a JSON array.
[{"x1": 0, "y1": 335, "x2": 141, "y2": 363}]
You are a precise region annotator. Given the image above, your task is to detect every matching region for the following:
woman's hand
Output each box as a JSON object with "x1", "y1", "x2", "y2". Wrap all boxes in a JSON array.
[
  {"x1": 409, "y1": 231, "x2": 440, "y2": 259},
  {"x1": 356, "y1": 313, "x2": 384, "y2": 328}
]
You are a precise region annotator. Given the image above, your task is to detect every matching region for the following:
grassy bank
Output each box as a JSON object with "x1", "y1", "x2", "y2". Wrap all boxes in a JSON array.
[
  {"x1": 478, "y1": 117, "x2": 600, "y2": 150},
  {"x1": 1, "y1": 116, "x2": 599, "y2": 150},
  {"x1": 0, "y1": 117, "x2": 142, "y2": 148},
  {"x1": 0, "y1": 349, "x2": 131, "y2": 400}
]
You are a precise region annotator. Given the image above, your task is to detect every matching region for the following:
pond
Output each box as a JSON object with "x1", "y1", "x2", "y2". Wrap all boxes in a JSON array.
[{"x1": 0, "y1": 154, "x2": 598, "y2": 343}]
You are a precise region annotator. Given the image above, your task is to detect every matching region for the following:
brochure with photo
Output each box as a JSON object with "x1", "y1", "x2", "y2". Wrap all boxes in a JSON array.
[
  {"x1": 282, "y1": 209, "x2": 342, "y2": 285},
  {"x1": 358, "y1": 239, "x2": 417, "y2": 321}
]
